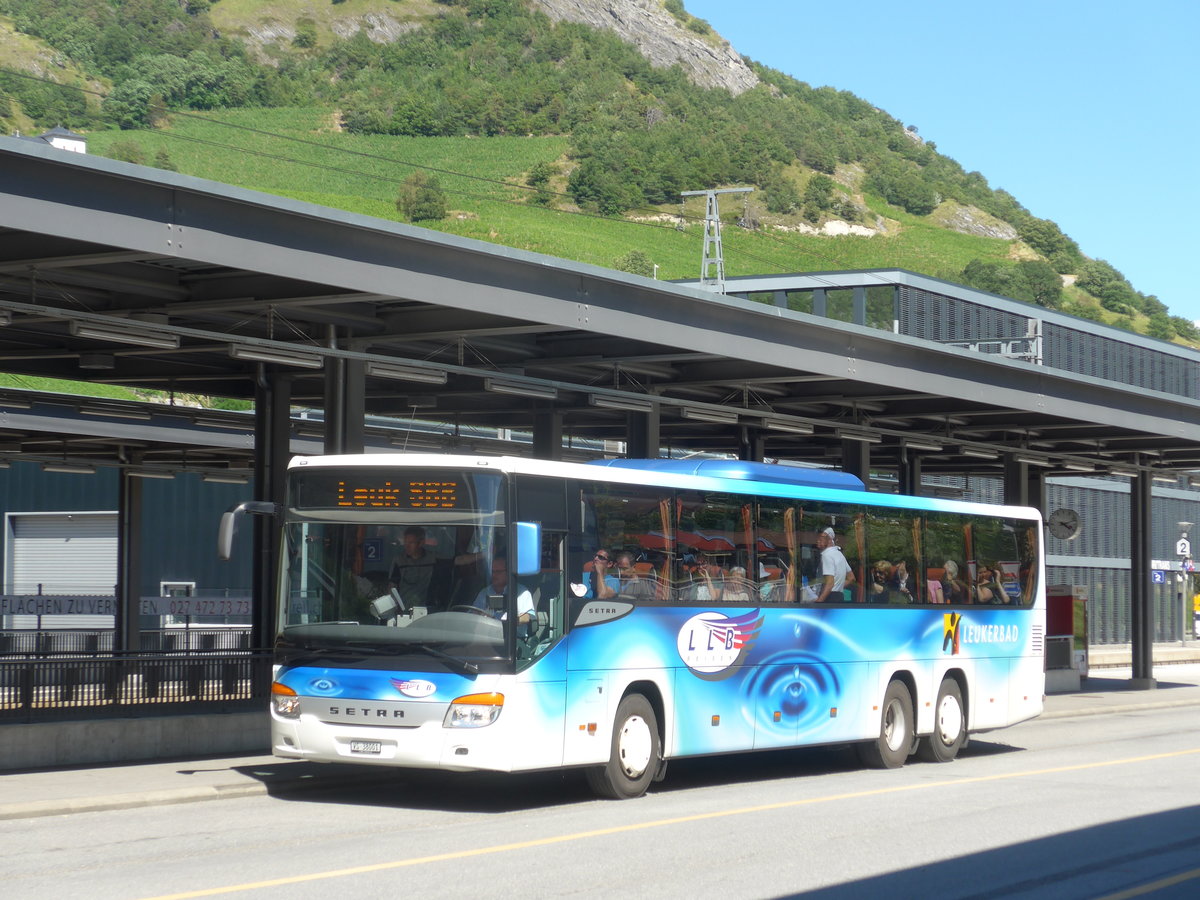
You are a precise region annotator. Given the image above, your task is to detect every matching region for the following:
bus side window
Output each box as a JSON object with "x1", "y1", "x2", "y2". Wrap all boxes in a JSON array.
[
  {"x1": 756, "y1": 498, "x2": 797, "y2": 603},
  {"x1": 864, "y1": 511, "x2": 922, "y2": 605},
  {"x1": 924, "y1": 513, "x2": 969, "y2": 606},
  {"x1": 580, "y1": 482, "x2": 672, "y2": 605}
]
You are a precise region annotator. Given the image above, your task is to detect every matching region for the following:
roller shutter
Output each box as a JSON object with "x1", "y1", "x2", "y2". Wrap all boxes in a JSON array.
[{"x1": 6, "y1": 512, "x2": 117, "y2": 628}]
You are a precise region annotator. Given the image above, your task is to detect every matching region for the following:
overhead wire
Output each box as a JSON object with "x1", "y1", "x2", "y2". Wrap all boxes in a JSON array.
[{"x1": 0, "y1": 67, "x2": 899, "y2": 285}]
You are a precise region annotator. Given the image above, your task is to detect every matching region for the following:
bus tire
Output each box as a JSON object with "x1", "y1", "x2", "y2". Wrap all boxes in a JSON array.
[
  {"x1": 917, "y1": 678, "x2": 966, "y2": 762},
  {"x1": 857, "y1": 680, "x2": 914, "y2": 769},
  {"x1": 585, "y1": 693, "x2": 660, "y2": 800}
]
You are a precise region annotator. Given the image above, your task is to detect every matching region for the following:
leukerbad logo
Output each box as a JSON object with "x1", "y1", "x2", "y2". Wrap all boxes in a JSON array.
[
  {"x1": 942, "y1": 613, "x2": 962, "y2": 655},
  {"x1": 677, "y1": 610, "x2": 763, "y2": 679}
]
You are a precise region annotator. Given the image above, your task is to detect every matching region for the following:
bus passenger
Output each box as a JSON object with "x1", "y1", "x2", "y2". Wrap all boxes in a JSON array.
[
  {"x1": 814, "y1": 527, "x2": 851, "y2": 603},
  {"x1": 888, "y1": 559, "x2": 914, "y2": 603},
  {"x1": 869, "y1": 560, "x2": 892, "y2": 601},
  {"x1": 722, "y1": 566, "x2": 752, "y2": 604},
  {"x1": 389, "y1": 526, "x2": 435, "y2": 606},
  {"x1": 686, "y1": 552, "x2": 723, "y2": 603},
  {"x1": 616, "y1": 551, "x2": 654, "y2": 601},
  {"x1": 975, "y1": 564, "x2": 1006, "y2": 604},
  {"x1": 582, "y1": 550, "x2": 619, "y2": 600},
  {"x1": 941, "y1": 560, "x2": 969, "y2": 604}
]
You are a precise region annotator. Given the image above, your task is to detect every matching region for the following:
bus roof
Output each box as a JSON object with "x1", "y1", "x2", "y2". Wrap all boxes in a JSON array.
[
  {"x1": 288, "y1": 453, "x2": 1041, "y2": 522},
  {"x1": 587, "y1": 458, "x2": 865, "y2": 492}
]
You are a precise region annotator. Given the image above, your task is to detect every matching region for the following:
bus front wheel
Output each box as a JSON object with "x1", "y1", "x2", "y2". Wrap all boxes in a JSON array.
[
  {"x1": 917, "y1": 678, "x2": 966, "y2": 762},
  {"x1": 857, "y1": 680, "x2": 914, "y2": 769},
  {"x1": 585, "y1": 693, "x2": 660, "y2": 800}
]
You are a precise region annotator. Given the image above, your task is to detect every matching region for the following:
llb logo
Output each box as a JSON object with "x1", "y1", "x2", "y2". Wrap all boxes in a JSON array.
[
  {"x1": 390, "y1": 678, "x2": 437, "y2": 698},
  {"x1": 677, "y1": 611, "x2": 763, "y2": 678}
]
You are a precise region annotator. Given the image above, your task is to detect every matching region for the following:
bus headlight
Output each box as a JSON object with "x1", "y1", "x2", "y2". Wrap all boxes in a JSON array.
[
  {"x1": 444, "y1": 692, "x2": 504, "y2": 728},
  {"x1": 272, "y1": 682, "x2": 301, "y2": 718}
]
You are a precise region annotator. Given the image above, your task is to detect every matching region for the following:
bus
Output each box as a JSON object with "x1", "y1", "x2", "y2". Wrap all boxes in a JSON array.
[{"x1": 255, "y1": 454, "x2": 1045, "y2": 799}]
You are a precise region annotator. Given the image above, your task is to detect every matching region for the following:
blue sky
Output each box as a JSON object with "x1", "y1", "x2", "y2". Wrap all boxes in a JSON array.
[{"x1": 684, "y1": 0, "x2": 1200, "y2": 322}]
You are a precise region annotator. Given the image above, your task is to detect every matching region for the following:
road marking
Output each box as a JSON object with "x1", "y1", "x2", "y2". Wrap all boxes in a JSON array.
[
  {"x1": 1093, "y1": 866, "x2": 1200, "y2": 900},
  {"x1": 139, "y1": 746, "x2": 1200, "y2": 899}
]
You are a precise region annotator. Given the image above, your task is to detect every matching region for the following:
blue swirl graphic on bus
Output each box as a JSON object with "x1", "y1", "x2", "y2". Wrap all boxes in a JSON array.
[{"x1": 745, "y1": 652, "x2": 841, "y2": 736}]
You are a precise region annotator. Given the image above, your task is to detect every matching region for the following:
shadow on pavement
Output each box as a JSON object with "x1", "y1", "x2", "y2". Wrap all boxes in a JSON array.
[
  {"x1": 774, "y1": 805, "x2": 1200, "y2": 900},
  {"x1": 1078, "y1": 674, "x2": 1195, "y2": 693},
  {"x1": 238, "y1": 738, "x2": 1027, "y2": 814}
]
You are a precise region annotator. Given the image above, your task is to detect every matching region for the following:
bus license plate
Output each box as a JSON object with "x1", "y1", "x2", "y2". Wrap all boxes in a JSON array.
[{"x1": 350, "y1": 740, "x2": 382, "y2": 754}]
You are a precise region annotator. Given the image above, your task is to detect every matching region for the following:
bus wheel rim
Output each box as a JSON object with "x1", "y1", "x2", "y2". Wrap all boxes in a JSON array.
[
  {"x1": 883, "y1": 699, "x2": 906, "y2": 752},
  {"x1": 618, "y1": 714, "x2": 653, "y2": 778},
  {"x1": 937, "y1": 694, "x2": 963, "y2": 745}
]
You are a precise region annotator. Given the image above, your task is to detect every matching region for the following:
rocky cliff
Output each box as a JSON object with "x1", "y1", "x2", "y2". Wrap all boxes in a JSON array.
[{"x1": 529, "y1": 0, "x2": 759, "y2": 95}]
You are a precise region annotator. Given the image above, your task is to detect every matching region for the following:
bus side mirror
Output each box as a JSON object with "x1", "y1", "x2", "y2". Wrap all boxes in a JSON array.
[
  {"x1": 218, "y1": 501, "x2": 279, "y2": 560},
  {"x1": 514, "y1": 521, "x2": 541, "y2": 576}
]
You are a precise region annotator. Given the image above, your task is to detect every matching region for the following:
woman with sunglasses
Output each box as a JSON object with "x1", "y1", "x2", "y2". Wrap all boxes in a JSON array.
[{"x1": 581, "y1": 549, "x2": 620, "y2": 600}]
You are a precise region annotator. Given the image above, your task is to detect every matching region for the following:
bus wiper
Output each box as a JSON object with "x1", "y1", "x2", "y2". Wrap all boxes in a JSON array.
[
  {"x1": 409, "y1": 642, "x2": 479, "y2": 676},
  {"x1": 289, "y1": 641, "x2": 478, "y2": 675},
  {"x1": 300, "y1": 644, "x2": 394, "y2": 656},
  {"x1": 284, "y1": 644, "x2": 398, "y2": 664}
]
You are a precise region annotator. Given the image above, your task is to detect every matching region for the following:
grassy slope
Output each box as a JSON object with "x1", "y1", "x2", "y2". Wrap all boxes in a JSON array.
[{"x1": 85, "y1": 108, "x2": 1019, "y2": 284}]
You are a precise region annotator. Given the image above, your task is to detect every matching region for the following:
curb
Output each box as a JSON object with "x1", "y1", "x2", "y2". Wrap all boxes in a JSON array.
[
  {"x1": 0, "y1": 784, "x2": 267, "y2": 821},
  {"x1": 1041, "y1": 697, "x2": 1200, "y2": 719},
  {"x1": 0, "y1": 769, "x2": 398, "y2": 822}
]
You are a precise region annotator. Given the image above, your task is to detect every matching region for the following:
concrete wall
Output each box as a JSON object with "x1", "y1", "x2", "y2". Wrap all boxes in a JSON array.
[{"x1": 0, "y1": 711, "x2": 269, "y2": 771}]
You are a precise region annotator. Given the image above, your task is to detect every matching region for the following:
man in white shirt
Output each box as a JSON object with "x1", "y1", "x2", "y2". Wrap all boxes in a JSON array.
[
  {"x1": 473, "y1": 556, "x2": 535, "y2": 623},
  {"x1": 814, "y1": 527, "x2": 852, "y2": 603}
]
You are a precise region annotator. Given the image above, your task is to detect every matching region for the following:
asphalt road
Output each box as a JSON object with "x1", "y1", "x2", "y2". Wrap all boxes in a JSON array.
[{"x1": 4, "y1": 702, "x2": 1199, "y2": 900}]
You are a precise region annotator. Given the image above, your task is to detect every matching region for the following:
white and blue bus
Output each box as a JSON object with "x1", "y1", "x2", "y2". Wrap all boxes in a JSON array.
[{"x1": 266, "y1": 454, "x2": 1045, "y2": 799}]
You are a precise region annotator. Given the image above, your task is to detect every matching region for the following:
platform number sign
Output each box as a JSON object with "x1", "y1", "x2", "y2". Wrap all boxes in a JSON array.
[
  {"x1": 362, "y1": 538, "x2": 384, "y2": 564},
  {"x1": 1151, "y1": 570, "x2": 1166, "y2": 584}
]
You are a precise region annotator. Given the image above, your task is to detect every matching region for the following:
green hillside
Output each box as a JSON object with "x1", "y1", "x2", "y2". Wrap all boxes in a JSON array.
[
  {"x1": 0, "y1": 0, "x2": 1193, "y2": 346},
  {"x1": 81, "y1": 107, "x2": 1028, "y2": 283}
]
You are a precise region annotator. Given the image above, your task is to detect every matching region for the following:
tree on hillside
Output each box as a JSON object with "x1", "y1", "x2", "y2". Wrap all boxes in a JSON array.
[
  {"x1": 396, "y1": 173, "x2": 447, "y2": 222},
  {"x1": 1018, "y1": 217, "x2": 1081, "y2": 272},
  {"x1": 525, "y1": 161, "x2": 559, "y2": 206},
  {"x1": 763, "y1": 168, "x2": 800, "y2": 214},
  {"x1": 1075, "y1": 259, "x2": 1142, "y2": 314},
  {"x1": 1171, "y1": 316, "x2": 1199, "y2": 341},
  {"x1": 1146, "y1": 313, "x2": 1175, "y2": 341},
  {"x1": 614, "y1": 250, "x2": 655, "y2": 278},
  {"x1": 959, "y1": 259, "x2": 1061, "y2": 309},
  {"x1": 1061, "y1": 300, "x2": 1105, "y2": 323},
  {"x1": 868, "y1": 163, "x2": 938, "y2": 216},
  {"x1": 108, "y1": 139, "x2": 146, "y2": 165},
  {"x1": 1016, "y1": 259, "x2": 1063, "y2": 309}
]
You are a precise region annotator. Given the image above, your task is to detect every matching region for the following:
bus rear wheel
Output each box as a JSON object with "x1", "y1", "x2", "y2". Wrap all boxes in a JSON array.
[
  {"x1": 585, "y1": 693, "x2": 660, "y2": 800},
  {"x1": 917, "y1": 678, "x2": 966, "y2": 762},
  {"x1": 857, "y1": 680, "x2": 914, "y2": 769}
]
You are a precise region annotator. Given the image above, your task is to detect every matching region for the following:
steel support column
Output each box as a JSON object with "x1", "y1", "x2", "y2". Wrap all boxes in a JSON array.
[
  {"x1": 841, "y1": 439, "x2": 871, "y2": 486},
  {"x1": 853, "y1": 286, "x2": 867, "y2": 325},
  {"x1": 114, "y1": 467, "x2": 143, "y2": 654},
  {"x1": 626, "y1": 408, "x2": 661, "y2": 459},
  {"x1": 252, "y1": 373, "x2": 292, "y2": 649},
  {"x1": 533, "y1": 409, "x2": 563, "y2": 461},
  {"x1": 1130, "y1": 470, "x2": 1156, "y2": 687},
  {"x1": 738, "y1": 426, "x2": 766, "y2": 462},
  {"x1": 899, "y1": 453, "x2": 923, "y2": 496},
  {"x1": 323, "y1": 357, "x2": 365, "y2": 456},
  {"x1": 1002, "y1": 454, "x2": 1028, "y2": 506}
]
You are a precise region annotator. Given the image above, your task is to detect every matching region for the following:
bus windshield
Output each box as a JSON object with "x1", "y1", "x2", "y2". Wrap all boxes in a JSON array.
[{"x1": 278, "y1": 468, "x2": 512, "y2": 668}]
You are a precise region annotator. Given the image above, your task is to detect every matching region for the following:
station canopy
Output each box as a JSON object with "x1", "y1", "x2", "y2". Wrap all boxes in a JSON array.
[{"x1": 3, "y1": 137, "x2": 1200, "y2": 483}]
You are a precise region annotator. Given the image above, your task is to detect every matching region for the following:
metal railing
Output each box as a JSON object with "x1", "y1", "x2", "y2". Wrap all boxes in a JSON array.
[
  {"x1": 0, "y1": 628, "x2": 253, "y2": 656},
  {"x1": 0, "y1": 650, "x2": 272, "y2": 723}
]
